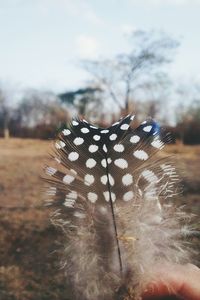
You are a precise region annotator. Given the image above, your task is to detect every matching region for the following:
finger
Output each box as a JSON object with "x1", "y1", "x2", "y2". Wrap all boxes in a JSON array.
[{"x1": 142, "y1": 264, "x2": 200, "y2": 300}]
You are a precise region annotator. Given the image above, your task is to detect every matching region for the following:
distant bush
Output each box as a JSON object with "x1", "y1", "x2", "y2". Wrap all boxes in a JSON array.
[
  {"x1": 165, "y1": 122, "x2": 200, "y2": 145},
  {"x1": 181, "y1": 121, "x2": 200, "y2": 145},
  {"x1": 9, "y1": 124, "x2": 66, "y2": 140}
]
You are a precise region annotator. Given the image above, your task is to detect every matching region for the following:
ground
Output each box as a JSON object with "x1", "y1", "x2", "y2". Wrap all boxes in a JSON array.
[{"x1": 0, "y1": 139, "x2": 199, "y2": 300}]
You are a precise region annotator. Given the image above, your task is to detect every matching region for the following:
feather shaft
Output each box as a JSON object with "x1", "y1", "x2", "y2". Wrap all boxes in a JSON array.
[{"x1": 106, "y1": 155, "x2": 123, "y2": 276}]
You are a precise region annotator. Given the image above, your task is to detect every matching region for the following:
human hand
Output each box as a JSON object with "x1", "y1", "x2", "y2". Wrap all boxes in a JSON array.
[{"x1": 142, "y1": 263, "x2": 200, "y2": 300}]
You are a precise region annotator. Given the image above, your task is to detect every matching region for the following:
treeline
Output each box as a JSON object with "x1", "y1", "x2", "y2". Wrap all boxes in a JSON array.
[
  {"x1": 0, "y1": 89, "x2": 69, "y2": 139},
  {"x1": 0, "y1": 30, "x2": 200, "y2": 144},
  {"x1": 0, "y1": 87, "x2": 200, "y2": 144}
]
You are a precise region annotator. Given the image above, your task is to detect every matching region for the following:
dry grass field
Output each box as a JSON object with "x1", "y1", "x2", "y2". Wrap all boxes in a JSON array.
[{"x1": 0, "y1": 138, "x2": 199, "y2": 300}]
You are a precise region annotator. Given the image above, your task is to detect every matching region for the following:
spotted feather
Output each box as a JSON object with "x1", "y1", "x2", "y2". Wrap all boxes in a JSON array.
[{"x1": 44, "y1": 115, "x2": 192, "y2": 300}]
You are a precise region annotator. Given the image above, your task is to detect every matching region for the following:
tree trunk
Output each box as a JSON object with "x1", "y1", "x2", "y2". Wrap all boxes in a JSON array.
[
  {"x1": 4, "y1": 128, "x2": 10, "y2": 139},
  {"x1": 4, "y1": 115, "x2": 10, "y2": 139}
]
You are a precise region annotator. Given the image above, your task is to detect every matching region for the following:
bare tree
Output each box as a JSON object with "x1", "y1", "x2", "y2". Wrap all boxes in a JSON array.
[
  {"x1": 58, "y1": 86, "x2": 104, "y2": 121},
  {"x1": 82, "y1": 30, "x2": 179, "y2": 115},
  {"x1": 176, "y1": 81, "x2": 200, "y2": 118},
  {"x1": 0, "y1": 87, "x2": 11, "y2": 138},
  {"x1": 173, "y1": 81, "x2": 200, "y2": 144},
  {"x1": 16, "y1": 89, "x2": 69, "y2": 128}
]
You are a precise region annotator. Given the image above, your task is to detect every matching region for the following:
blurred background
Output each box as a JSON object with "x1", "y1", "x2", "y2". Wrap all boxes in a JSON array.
[{"x1": 0, "y1": 1, "x2": 200, "y2": 299}]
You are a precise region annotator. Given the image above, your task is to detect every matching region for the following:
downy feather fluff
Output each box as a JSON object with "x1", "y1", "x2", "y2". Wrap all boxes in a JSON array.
[{"x1": 44, "y1": 115, "x2": 193, "y2": 300}]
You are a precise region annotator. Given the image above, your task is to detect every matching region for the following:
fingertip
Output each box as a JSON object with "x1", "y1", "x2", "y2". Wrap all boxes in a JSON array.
[
  {"x1": 142, "y1": 282, "x2": 174, "y2": 299},
  {"x1": 141, "y1": 264, "x2": 200, "y2": 300}
]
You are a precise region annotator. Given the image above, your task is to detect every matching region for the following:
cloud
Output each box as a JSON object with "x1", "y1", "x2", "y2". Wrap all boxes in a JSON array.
[
  {"x1": 37, "y1": 0, "x2": 104, "y2": 25},
  {"x1": 84, "y1": 8, "x2": 104, "y2": 26},
  {"x1": 129, "y1": 0, "x2": 200, "y2": 6},
  {"x1": 60, "y1": 0, "x2": 104, "y2": 25},
  {"x1": 121, "y1": 24, "x2": 137, "y2": 36},
  {"x1": 76, "y1": 35, "x2": 99, "y2": 59}
]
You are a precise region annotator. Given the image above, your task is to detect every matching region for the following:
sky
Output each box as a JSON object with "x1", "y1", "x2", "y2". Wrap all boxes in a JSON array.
[{"x1": 0, "y1": 0, "x2": 200, "y2": 97}]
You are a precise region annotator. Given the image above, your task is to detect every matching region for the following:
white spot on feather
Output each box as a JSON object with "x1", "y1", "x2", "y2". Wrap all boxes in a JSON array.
[
  {"x1": 143, "y1": 125, "x2": 152, "y2": 132},
  {"x1": 86, "y1": 158, "x2": 96, "y2": 168},
  {"x1": 87, "y1": 192, "x2": 98, "y2": 203},
  {"x1": 109, "y1": 134, "x2": 117, "y2": 141},
  {"x1": 93, "y1": 135, "x2": 100, "y2": 141},
  {"x1": 88, "y1": 145, "x2": 98, "y2": 153},
  {"x1": 101, "y1": 158, "x2": 111, "y2": 167},
  {"x1": 114, "y1": 158, "x2": 128, "y2": 169},
  {"x1": 64, "y1": 199, "x2": 75, "y2": 208},
  {"x1": 103, "y1": 191, "x2": 109, "y2": 201},
  {"x1": 60, "y1": 141, "x2": 66, "y2": 148},
  {"x1": 122, "y1": 174, "x2": 133, "y2": 186},
  {"x1": 107, "y1": 158, "x2": 112, "y2": 164},
  {"x1": 81, "y1": 127, "x2": 89, "y2": 133},
  {"x1": 103, "y1": 144, "x2": 108, "y2": 153},
  {"x1": 101, "y1": 129, "x2": 109, "y2": 133},
  {"x1": 55, "y1": 140, "x2": 65, "y2": 149},
  {"x1": 101, "y1": 159, "x2": 107, "y2": 168},
  {"x1": 47, "y1": 187, "x2": 57, "y2": 195},
  {"x1": 123, "y1": 191, "x2": 134, "y2": 201},
  {"x1": 62, "y1": 129, "x2": 71, "y2": 136},
  {"x1": 67, "y1": 191, "x2": 77, "y2": 199},
  {"x1": 133, "y1": 150, "x2": 148, "y2": 160},
  {"x1": 130, "y1": 135, "x2": 140, "y2": 143},
  {"x1": 151, "y1": 139, "x2": 164, "y2": 149},
  {"x1": 72, "y1": 120, "x2": 79, "y2": 126},
  {"x1": 101, "y1": 175, "x2": 108, "y2": 185},
  {"x1": 103, "y1": 191, "x2": 116, "y2": 202},
  {"x1": 111, "y1": 193, "x2": 116, "y2": 202},
  {"x1": 142, "y1": 169, "x2": 158, "y2": 183},
  {"x1": 120, "y1": 123, "x2": 129, "y2": 130},
  {"x1": 108, "y1": 174, "x2": 115, "y2": 186},
  {"x1": 74, "y1": 137, "x2": 84, "y2": 145},
  {"x1": 68, "y1": 152, "x2": 79, "y2": 161},
  {"x1": 64, "y1": 191, "x2": 77, "y2": 207},
  {"x1": 113, "y1": 144, "x2": 124, "y2": 152},
  {"x1": 63, "y1": 174, "x2": 75, "y2": 184},
  {"x1": 84, "y1": 174, "x2": 95, "y2": 186}
]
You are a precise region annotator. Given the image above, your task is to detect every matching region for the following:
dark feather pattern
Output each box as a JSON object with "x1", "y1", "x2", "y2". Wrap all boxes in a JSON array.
[{"x1": 45, "y1": 115, "x2": 192, "y2": 300}]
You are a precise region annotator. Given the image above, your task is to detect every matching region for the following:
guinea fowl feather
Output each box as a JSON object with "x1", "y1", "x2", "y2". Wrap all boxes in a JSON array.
[{"x1": 44, "y1": 115, "x2": 193, "y2": 300}]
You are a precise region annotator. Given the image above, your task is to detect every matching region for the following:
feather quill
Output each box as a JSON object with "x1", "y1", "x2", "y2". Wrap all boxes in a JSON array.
[{"x1": 44, "y1": 115, "x2": 193, "y2": 300}]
